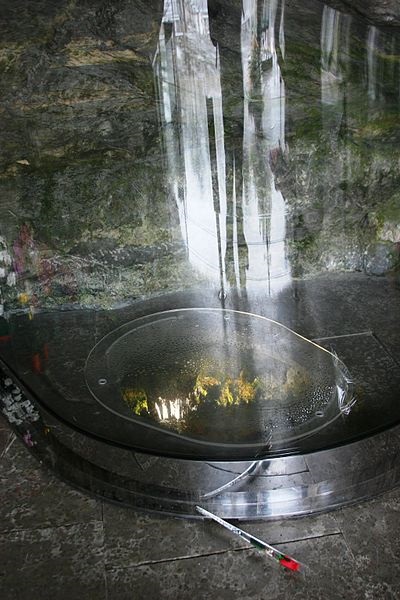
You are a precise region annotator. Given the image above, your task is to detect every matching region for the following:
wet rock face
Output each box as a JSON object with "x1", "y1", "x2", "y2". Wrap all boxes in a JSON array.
[
  {"x1": 0, "y1": 0, "x2": 164, "y2": 169},
  {"x1": 0, "y1": 0, "x2": 399, "y2": 310},
  {"x1": 322, "y1": 0, "x2": 400, "y2": 26},
  {"x1": 353, "y1": 0, "x2": 400, "y2": 25}
]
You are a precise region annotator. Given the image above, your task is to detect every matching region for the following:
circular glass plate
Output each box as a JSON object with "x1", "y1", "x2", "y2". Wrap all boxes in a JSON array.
[{"x1": 85, "y1": 308, "x2": 354, "y2": 456}]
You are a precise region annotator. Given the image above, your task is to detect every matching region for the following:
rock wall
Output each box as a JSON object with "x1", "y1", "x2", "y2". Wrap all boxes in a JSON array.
[
  {"x1": 321, "y1": 0, "x2": 400, "y2": 26},
  {"x1": 0, "y1": 0, "x2": 399, "y2": 311}
]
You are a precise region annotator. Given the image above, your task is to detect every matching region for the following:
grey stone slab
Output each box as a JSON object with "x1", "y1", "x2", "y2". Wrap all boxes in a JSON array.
[
  {"x1": 103, "y1": 503, "x2": 340, "y2": 569},
  {"x1": 316, "y1": 332, "x2": 400, "y2": 422},
  {"x1": 0, "y1": 418, "x2": 11, "y2": 432},
  {"x1": 0, "y1": 426, "x2": 13, "y2": 458},
  {"x1": 375, "y1": 331, "x2": 400, "y2": 367},
  {"x1": 0, "y1": 521, "x2": 106, "y2": 600},
  {"x1": 244, "y1": 513, "x2": 341, "y2": 546},
  {"x1": 0, "y1": 439, "x2": 101, "y2": 532},
  {"x1": 105, "y1": 534, "x2": 364, "y2": 600},
  {"x1": 334, "y1": 487, "x2": 400, "y2": 599},
  {"x1": 306, "y1": 425, "x2": 400, "y2": 482}
]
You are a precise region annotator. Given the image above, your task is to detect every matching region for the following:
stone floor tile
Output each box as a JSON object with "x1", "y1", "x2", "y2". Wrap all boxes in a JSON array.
[
  {"x1": 0, "y1": 439, "x2": 101, "y2": 532},
  {"x1": 105, "y1": 534, "x2": 361, "y2": 600},
  {"x1": 334, "y1": 488, "x2": 400, "y2": 599},
  {"x1": 0, "y1": 426, "x2": 13, "y2": 457},
  {"x1": 0, "y1": 521, "x2": 106, "y2": 600},
  {"x1": 103, "y1": 501, "x2": 340, "y2": 569}
]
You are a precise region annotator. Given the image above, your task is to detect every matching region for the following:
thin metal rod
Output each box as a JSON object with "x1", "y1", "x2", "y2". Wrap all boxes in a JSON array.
[{"x1": 196, "y1": 505, "x2": 302, "y2": 571}]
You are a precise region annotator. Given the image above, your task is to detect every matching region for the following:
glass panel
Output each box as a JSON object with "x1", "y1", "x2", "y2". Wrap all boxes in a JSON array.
[{"x1": 1, "y1": 0, "x2": 399, "y2": 461}]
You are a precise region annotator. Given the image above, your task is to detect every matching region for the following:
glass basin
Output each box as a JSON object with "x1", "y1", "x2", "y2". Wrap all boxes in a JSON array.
[
  {"x1": 0, "y1": 0, "x2": 399, "y2": 515},
  {"x1": 85, "y1": 308, "x2": 354, "y2": 458}
]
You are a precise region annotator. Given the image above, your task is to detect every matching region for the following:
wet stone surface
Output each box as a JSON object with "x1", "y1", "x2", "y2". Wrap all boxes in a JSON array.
[
  {"x1": 101, "y1": 500, "x2": 340, "y2": 569},
  {"x1": 0, "y1": 0, "x2": 399, "y2": 310},
  {"x1": 334, "y1": 490, "x2": 400, "y2": 599},
  {"x1": 0, "y1": 522, "x2": 106, "y2": 600},
  {"x1": 323, "y1": 0, "x2": 400, "y2": 26},
  {"x1": 0, "y1": 438, "x2": 101, "y2": 532},
  {"x1": 104, "y1": 534, "x2": 387, "y2": 600},
  {"x1": 0, "y1": 428, "x2": 399, "y2": 600}
]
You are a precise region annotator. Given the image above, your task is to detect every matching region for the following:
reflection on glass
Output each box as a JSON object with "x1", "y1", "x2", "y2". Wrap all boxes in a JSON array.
[
  {"x1": 86, "y1": 309, "x2": 355, "y2": 447},
  {"x1": 154, "y1": 0, "x2": 290, "y2": 296},
  {"x1": 241, "y1": 0, "x2": 290, "y2": 294},
  {"x1": 0, "y1": 0, "x2": 399, "y2": 462},
  {"x1": 367, "y1": 26, "x2": 379, "y2": 102},
  {"x1": 153, "y1": 0, "x2": 227, "y2": 285},
  {"x1": 321, "y1": 6, "x2": 351, "y2": 131}
]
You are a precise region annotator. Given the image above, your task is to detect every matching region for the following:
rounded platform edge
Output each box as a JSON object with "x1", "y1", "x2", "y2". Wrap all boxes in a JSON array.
[{"x1": 1, "y1": 359, "x2": 399, "y2": 520}]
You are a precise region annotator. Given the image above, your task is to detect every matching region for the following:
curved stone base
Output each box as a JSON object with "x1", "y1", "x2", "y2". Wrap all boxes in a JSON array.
[{"x1": 1, "y1": 358, "x2": 399, "y2": 520}]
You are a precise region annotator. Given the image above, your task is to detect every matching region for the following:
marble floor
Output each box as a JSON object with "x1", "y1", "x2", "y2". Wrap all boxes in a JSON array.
[{"x1": 1, "y1": 419, "x2": 399, "y2": 600}]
